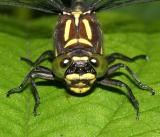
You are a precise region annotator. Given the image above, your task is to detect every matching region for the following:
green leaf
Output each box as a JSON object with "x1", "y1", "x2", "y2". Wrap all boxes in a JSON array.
[{"x1": 0, "y1": 10, "x2": 160, "y2": 137}]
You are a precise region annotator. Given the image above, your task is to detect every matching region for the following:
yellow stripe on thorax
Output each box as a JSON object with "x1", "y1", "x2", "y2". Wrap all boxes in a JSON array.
[
  {"x1": 64, "y1": 20, "x2": 72, "y2": 41},
  {"x1": 64, "y1": 38, "x2": 93, "y2": 48},
  {"x1": 82, "y1": 19, "x2": 92, "y2": 40},
  {"x1": 79, "y1": 38, "x2": 93, "y2": 47},
  {"x1": 64, "y1": 39, "x2": 78, "y2": 48},
  {"x1": 72, "y1": 11, "x2": 82, "y2": 26}
]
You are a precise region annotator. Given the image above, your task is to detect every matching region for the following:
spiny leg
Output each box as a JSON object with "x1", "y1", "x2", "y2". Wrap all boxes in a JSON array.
[
  {"x1": 7, "y1": 66, "x2": 54, "y2": 115},
  {"x1": 29, "y1": 66, "x2": 54, "y2": 115},
  {"x1": 30, "y1": 79, "x2": 40, "y2": 116},
  {"x1": 107, "y1": 63, "x2": 155, "y2": 95},
  {"x1": 98, "y1": 78, "x2": 139, "y2": 118},
  {"x1": 7, "y1": 66, "x2": 54, "y2": 96},
  {"x1": 21, "y1": 50, "x2": 53, "y2": 67},
  {"x1": 7, "y1": 72, "x2": 31, "y2": 97},
  {"x1": 106, "y1": 53, "x2": 147, "y2": 64}
]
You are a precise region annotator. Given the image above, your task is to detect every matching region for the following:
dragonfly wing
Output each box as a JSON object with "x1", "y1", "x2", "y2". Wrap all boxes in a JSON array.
[
  {"x1": 89, "y1": 0, "x2": 160, "y2": 11},
  {"x1": 0, "y1": 0, "x2": 66, "y2": 13}
]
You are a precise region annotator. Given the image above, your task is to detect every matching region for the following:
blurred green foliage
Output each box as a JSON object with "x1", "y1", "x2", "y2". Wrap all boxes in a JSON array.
[{"x1": 0, "y1": 1, "x2": 160, "y2": 137}]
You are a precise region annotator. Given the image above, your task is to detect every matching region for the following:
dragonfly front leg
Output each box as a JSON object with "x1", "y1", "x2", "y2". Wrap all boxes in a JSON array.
[
  {"x1": 7, "y1": 66, "x2": 54, "y2": 115},
  {"x1": 106, "y1": 63, "x2": 155, "y2": 95},
  {"x1": 98, "y1": 78, "x2": 140, "y2": 118},
  {"x1": 106, "y1": 53, "x2": 147, "y2": 64},
  {"x1": 21, "y1": 50, "x2": 53, "y2": 67}
]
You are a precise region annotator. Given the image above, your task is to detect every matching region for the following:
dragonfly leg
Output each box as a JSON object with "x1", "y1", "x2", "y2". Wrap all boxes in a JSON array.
[
  {"x1": 21, "y1": 50, "x2": 53, "y2": 66},
  {"x1": 106, "y1": 53, "x2": 147, "y2": 64}
]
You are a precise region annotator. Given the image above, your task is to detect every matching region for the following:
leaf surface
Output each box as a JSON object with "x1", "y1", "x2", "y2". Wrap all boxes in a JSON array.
[{"x1": 0, "y1": 9, "x2": 160, "y2": 137}]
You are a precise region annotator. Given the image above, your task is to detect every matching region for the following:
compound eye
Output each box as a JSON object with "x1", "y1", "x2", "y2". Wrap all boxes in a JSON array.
[
  {"x1": 60, "y1": 58, "x2": 72, "y2": 68},
  {"x1": 90, "y1": 57, "x2": 99, "y2": 67}
]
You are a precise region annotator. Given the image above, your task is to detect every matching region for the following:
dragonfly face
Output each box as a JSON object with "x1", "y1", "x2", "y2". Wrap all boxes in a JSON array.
[
  {"x1": 52, "y1": 51, "x2": 108, "y2": 93},
  {"x1": 2, "y1": 0, "x2": 157, "y2": 116}
]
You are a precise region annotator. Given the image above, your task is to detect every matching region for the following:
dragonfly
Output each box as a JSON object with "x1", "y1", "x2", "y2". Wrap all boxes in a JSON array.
[{"x1": 0, "y1": 0, "x2": 158, "y2": 117}]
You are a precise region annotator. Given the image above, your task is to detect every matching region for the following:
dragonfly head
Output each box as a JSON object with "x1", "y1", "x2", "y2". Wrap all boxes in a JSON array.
[{"x1": 52, "y1": 51, "x2": 108, "y2": 94}]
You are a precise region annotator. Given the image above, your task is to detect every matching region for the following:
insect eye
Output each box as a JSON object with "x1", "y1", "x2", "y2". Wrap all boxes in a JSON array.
[
  {"x1": 90, "y1": 57, "x2": 99, "y2": 67},
  {"x1": 60, "y1": 58, "x2": 72, "y2": 68}
]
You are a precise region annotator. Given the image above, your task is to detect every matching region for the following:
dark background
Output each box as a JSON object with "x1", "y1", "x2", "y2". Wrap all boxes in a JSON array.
[{"x1": 0, "y1": 0, "x2": 160, "y2": 20}]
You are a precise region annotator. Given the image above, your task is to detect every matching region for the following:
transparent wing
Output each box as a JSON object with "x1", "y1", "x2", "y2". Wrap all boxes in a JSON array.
[
  {"x1": 0, "y1": 0, "x2": 66, "y2": 13},
  {"x1": 89, "y1": 0, "x2": 160, "y2": 11}
]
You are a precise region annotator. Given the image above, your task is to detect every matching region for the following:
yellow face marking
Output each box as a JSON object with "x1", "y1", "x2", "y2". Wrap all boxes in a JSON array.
[
  {"x1": 80, "y1": 73, "x2": 95, "y2": 80},
  {"x1": 64, "y1": 20, "x2": 72, "y2": 41},
  {"x1": 90, "y1": 78, "x2": 96, "y2": 84},
  {"x1": 64, "y1": 38, "x2": 93, "y2": 48},
  {"x1": 72, "y1": 56, "x2": 89, "y2": 61},
  {"x1": 82, "y1": 19, "x2": 92, "y2": 40},
  {"x1": 66, "y1": 74, "x2": 80, "y2": 81},
  {"x1": 70, "y1": 87, "x2": 90, "y2": 94},
  {"x1": 72, "y1": 11, "x2": 82, "y2": 26},
  {"x1": 75, "y1": 82, "x2": 86, "y2": 87},
  {"x1": 65, "y1": 78, "x2": 72, "y2": 85},
  {"x1": 65, "y1": 73, "x2": 95, "y2": 81}
]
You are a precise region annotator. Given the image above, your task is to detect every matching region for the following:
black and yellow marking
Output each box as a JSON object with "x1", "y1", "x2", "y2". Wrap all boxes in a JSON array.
[
  {"x1": 65, "y1": 73, "x2": 95, "y2": 81},
  {"x1": 70, "y1": 87, "x2": 91, "y2": 94},
  {"x1": 64, "y1": 20, "x2": 72, "y2": 41},
  {"x1": 82, "y1": 19, "x2": 92, "y2": 40},
  {"x1": 64, "y1": 38, "x2": 93, "y2": 48},
  {"x1": 72, "y1": 11, "x2": 82, "y2": 26},
  {"x1": 65, "y1": 73, "x2": 96, "y2": 93}
]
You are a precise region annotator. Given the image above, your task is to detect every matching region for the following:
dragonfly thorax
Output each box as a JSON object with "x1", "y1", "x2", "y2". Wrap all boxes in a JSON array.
[{"x1": 54, "y1": 10, "x2": 103, "y2": 56}]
